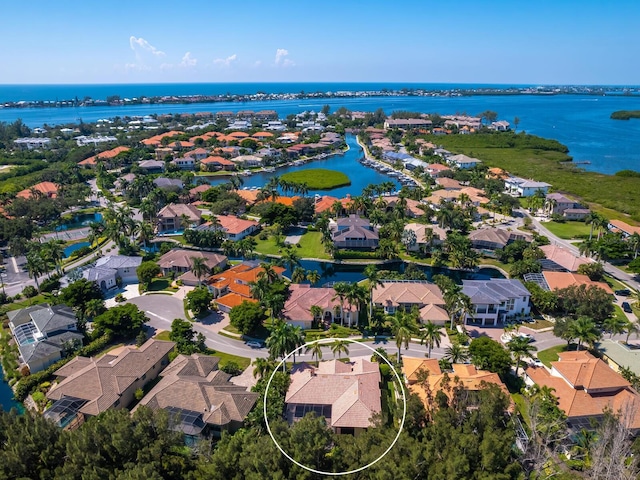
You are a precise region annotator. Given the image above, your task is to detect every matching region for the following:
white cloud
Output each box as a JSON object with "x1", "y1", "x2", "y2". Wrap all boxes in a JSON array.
[
  {"x1": 275, "y1": 48, "x2": 295, "y2": 66},
  {"x1": 129, "y1": 36, "x2": 165, "y2": 57},
  {"x1": 214, "y1": 54, "x2": 237, "y2": 67},
  {"x1": 180, "y1": 52, "x2": 197, "y2": 67}
]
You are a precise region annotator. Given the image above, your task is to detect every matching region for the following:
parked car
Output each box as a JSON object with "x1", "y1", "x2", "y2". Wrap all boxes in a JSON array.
[
  {"x1": 622, "y1": 302, "x2": 633, "y2": 313},
  {"x1": 615, "y1": 289, "x2": 631, "y2": 296},
  {"x1": 246, "y1": 341, "x2": 264, "y2": 349}
]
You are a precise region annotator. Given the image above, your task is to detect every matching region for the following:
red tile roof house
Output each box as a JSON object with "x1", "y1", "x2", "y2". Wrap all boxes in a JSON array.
[
  {"x1": 133, "y1": 353, "x2": 258, "y2": 440},
  {"x1": 16, "y1": 181, "x2": 59, "y2": 199},
  {"x1": 285, "y1": 358, "x2": 382, "y2": 435},
  {"x1": 282, "y1": 284, "x2": 360, "y2": 329},
  {"x1": 157, "y1": 248, "x2": 227, "y2": 278},
  {"x1": 372, "y1": 281, "x2": 449, "y2": 325},
  {"x1": 156, "y1": 203, "x2": 203, "y2": 233},
  {"x1": 525, "y1": 351, "x2": 640, "y2": 433},
  {"x1": 78, "y1": 146, "x2": 130, "y2": 168},
  {"x1": 45, "y1": 339, "x2": 175, "y2": 429},
  {"x1": 207, "y1": 262, "x2": 284, "y2": 313},
  {"x1": 200, "y1": 155, "x2": 237, "y2": 172},
  {"x1": 197, "y1": 215, "x2": 260, "y2": 241}
]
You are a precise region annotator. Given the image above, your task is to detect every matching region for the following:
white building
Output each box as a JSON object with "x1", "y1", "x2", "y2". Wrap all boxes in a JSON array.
[
  {"x1": 505, "y1": 176, "x2": 551, "y2": 197},
  {"x1": 449, "y1": 153, "x2": 482, "y2": 170},
  {"x1": 461, "y1": 279, "x2": 531, "y2": 326}
]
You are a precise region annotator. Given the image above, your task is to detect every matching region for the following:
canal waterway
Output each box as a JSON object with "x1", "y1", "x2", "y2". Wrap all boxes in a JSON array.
[
  {"x1": 0, "y1": 364, "x2": 22, "y2": 412},
  {"x1": 207, "y1": 134, "x2": 402, "y2": 197}
]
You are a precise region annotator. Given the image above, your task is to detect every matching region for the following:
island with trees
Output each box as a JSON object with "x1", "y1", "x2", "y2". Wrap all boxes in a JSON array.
[{"x1": 611, "y1": 110, "x2": 640, "y2": 120}]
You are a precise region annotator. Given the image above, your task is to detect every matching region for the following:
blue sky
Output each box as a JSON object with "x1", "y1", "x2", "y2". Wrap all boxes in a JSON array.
[{"x1": 3, "y1": 0, "x2": 639, "y2": 84}]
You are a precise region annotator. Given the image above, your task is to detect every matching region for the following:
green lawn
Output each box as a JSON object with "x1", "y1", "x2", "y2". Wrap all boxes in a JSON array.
[
  {"x1": 154, "y1": 331, "x2": 171, "y2": 341},
  {"x1": 146, "y1": 277, "x2": 175, "y2": 292},
  {"x1": 612, "y1": 304, "x2": 628, "y2": 323},
  {"x1": 542, "y1": 221, "x2": 592, "y2": 240},
  {"x1": 254, "y1": 231, "x2": 330, "y2": 260},
  {"x1": 537, "y1": 344, "x2": 568, "y2": 368},
  {"x1": 604, "y1": 274, "x2": 628, "y2": 293},
  {"x1": 280, "y1": 169, "x2": 351, "y2": 190},
  {"x1": 524, "y1": 319, "x2": 555, "y2": 330}
]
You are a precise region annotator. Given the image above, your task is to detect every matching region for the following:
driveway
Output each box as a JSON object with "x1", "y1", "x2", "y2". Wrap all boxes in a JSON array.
[{"x1": 128, "y1": 294, "x2": 187, "y2": 325}]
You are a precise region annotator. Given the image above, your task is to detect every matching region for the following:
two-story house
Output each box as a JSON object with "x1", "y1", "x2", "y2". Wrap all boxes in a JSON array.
[
  {"x1": 196, "y1": 215, "x2": 259, "y2": 241},
  {"x1": 332, "y1": 214, "x2": 379, "y2": 249},
  {"x1": 8, "y1": 304, "x2": 83, "y2": 373},
  {"x1": 282, "y1": 284, "x2": 359, "y2": 329},
  {"x1": 504, "y1": 176, "x2": 551, "y2": 197},
  {"x1": 156, "y1": 203, "x2": 202, "y2": 233},
  {"x1": 372, "y1": 281, "x2": 449, "y2": 324},
  {"x1": 461, "y1": 278, "x2": 531, "y2": 326}
]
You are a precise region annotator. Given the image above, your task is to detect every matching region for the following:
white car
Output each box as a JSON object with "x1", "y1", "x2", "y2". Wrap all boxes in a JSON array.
[{"x1": 246, "y1": 341, "x2": 264, "y2": 349}]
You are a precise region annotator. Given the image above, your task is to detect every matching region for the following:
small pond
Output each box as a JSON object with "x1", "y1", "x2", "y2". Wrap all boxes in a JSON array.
[
  {"x1": 63, "y1": 241, "x2": 91, "y2": 258},
  {"x1": 56, "y1": 212, "x2": 103, "y2": 231}
]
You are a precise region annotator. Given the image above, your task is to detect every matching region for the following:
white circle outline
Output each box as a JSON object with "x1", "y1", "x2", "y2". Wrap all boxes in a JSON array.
[{"x1": 263, "y1": 337, "x2": 407, "y2": 476}]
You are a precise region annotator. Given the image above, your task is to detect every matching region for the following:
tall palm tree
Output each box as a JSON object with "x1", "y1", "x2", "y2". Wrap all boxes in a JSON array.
[
  {"x1": 629, "y1": 233, "x2": 640, "y2": 259},
  {"x1": 138, "y1": 221, "x2": 155, "y2": 250},
  {"x1": 331, "y1": 282, "x2": 349, "y2": 325},
  {"x1": 331, "y1": 340, "x2": 350, "y2": 360},
  {"x1": 190, "y1": 256, "x2": 210, "y2": 284},
  {"x1": 390, "y1": 309, "x2": 417, "y2": 363},
  {"x1": 281, "y1": 246, "x2": 301, "y2": 272},
  {"x1": 306, "y1": 269, "x2": 321, "y2": 285},
  {"x1": 266, "y1": 321, "x2": 292, "y2": 372},
  {"x1": 571, "y1": 316, "x2": 601, "y2": 351},
  {"x1": 420, "y1": 321, "x2": 444, "y2": 358},
  {"x1": 444, "y1": 344, "x2": 469, "y2": 364},
  {"x1": 252, "y1": 357, "x2": 275, "y2": 380},
  {"x1": 624, "y1": 319, "x2": 640, "y2": 344},
  {"x1": 291, "y1": 267, "x2": 307, "y2": 284},
  {"x1": 585, "y1": 211, "x2": 603, "y2": 241},
  {"x1": 603, "y1": 315, "x2": 627, "y2": 339},
  {"x1": 25, "y1": 252, "x2": 45, "y2": 291},
  {"x1": 507, "y1": 336, "x2": 537, "y2": 376},
  {"x1": 305, "y1": 338, "x2": 323, "y2": 363},
  {"x1": 258, "y1": 263, "x2": 280, "y2": 284},
  {"x1": 310, "y1": 305, "x2": 324, "y2": 327},
  {"x1": 364, "y1": 264, "x2": 385, "y2": 322},
  {"x1": 42, "y1": 240, "x2": 64, "y2": 276}
]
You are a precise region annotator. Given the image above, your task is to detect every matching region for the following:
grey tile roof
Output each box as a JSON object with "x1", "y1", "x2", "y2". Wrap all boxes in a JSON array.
[
  {"x1": 8, "y1": 304, "x2": 76, "y2": 335},
  {"x1": 82, "y1": 266, "x2": 116, "y2": 282},
  {"x1": 462, "y1": 279, "x2": 530, "y2": 304},
  {"x1": 96, "y1": 255, "x2": 143, "y2": 270}
]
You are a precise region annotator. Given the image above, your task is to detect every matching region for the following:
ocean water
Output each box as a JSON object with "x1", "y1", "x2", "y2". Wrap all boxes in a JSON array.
[{"x1": 1, "y1": 84, "x2": 640, "y2": 174}]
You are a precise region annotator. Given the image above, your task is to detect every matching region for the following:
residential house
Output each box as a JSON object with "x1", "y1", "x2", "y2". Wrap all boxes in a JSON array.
[
  {"x1": 468, "y1": 227, "x2": 533, "y2": 251},
  {"x1": 200, "y1": 156, "x2": 236, "y2": 172},
  {"x1": 596, "y1": 339, "x2": 640, "y2": 377},
  {"x1": 544, "y1": 193, "x2": 590, "y2": 220},
  {"x1": 158, "y1": 249, "x2": 227, "y2": 277},
  {"x1": 505, "y1": 176, "x2": 551, "y2": 197},
  {"x1": 525, "y1": 351, "x2": 640, "y2": 433},
  {"x1": 449, "y1": 154, "x2": 482, "y2": 170},
  {"x1": 403, "y1": 223, "x2": 447, "y2": 252},
  {"x1": 403, "y1": 357, "x2": 512, "y2": 411},
  {"x1": 7, "y1": 304, "x2": 83, "y2": 374},
  {"x1": 383, "y1": 118, "x2": 432, "y2": 129},
  {"x1": 134, "y1": 353, "x2": 258, "y2": 440},
  {"x1": 461, "y1": 278, "x2": 531, "y2": 326},
  {"x1": 382, "y1": 196, "x2": 424, "y2": 218},
  {"x1": 189, "y1": 184, "x2": 213, "y2": 201},
  {"x1": 285, "y1": 359, "x2": 382, "y2": 435},
  {"x1": 608, "y1": 219, "x2": 640, "y2": 239},
  {"x1": 138, "y1": 159, "x2": 165, "y2": 173},
  {"x1": 372, "y1": 281, "x2": 449, "y2": 325},
  {"x1": 188, "y1": 147, "x2": 209, "y2": 161},
  {"x1": 332, "y1": 215, "x2": 379, "y2": 249},
  {"x1": 539, "y1": 271, "x2": 613, "y2": 295},
  {"x1": 171, "y1": 156, "x2": 196, "y2": 171},
  {"x1": 45, "y1": 340, "x2": 175, "y2": 429},
  {"x1": 156, "y1": 203, "x2": 202, "y2": 233},
  {"x1": 207, "y1": 262, "x2": 284, "y2": 313},
  {"x1": 197, "y1": 215, "x2": 259, "y2": 241},
  {"x1": 81, "y1": 255, "x2": 142, "y2": 291},
  {"x1": 538, "y1": 245, "x2": 593, "y2": 272},
  {"x1": 78, "y1": 146, "x2": 130, "y2": 168},
  {"x1": 16, "y1": 181, "x2": 58, "y2": 200},
  {"x1": 489, "y1": 120, "x2": 511, "y2": 131},
  {"x1": 114, "y1": 173, "x2": 136, "y2": 192},
  {"x1": 153, "y1": 177, "x2": 184, "y2": 190},
  {"x1": 436, "y1": 177, "x2": 462, "y2": 190},
  {"x1": 314, "y1": 195, "x2": 351, "y2": 215},
  {"x1": 282, "y1": 284, "x2": 359, "y2": 329},
  {"x1": 233, "y1": 155, "x2": 263, "y2": 168},
  {"x1": 14, "y1": 137, "x2": 52, "y2": 150}
]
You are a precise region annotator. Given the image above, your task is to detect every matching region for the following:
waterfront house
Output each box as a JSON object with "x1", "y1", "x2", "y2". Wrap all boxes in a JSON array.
[
  {"x1": 158, "y1": 249, "x2": 227, "y2": 277},
  {"x1": 383, "y1": 118, "x2": 433, "y2": 130},
  {"x1": 372, "y1": 281, "x2": 449, "y2": 325},
  {"x1": 200, "y1": 155, "x2": 236, "y2": 171},
  {"x1": 45, "y1": 340, "x2": 175, "y2": 429},
  {"x1": 403, "y1": 223, "x2": 447, "y2": 252},
  {"x1": 468, "y1": 227, "x2": 533, "y2": 251},
  {"x1": 504, "y1": 176, "x2": 551, "y2": 197},
  {"x1": 461, "y1": 278, "x2": 531, "y2": 326},
  {"x1": 403, "y1": 357, "x2": 512, "y2": 411},
  {"x1": 133, "y1": 353, "x2": 258, "y2": 440},
  {"x1": 608, "y1": 219, "x2": 640, "y2": 239},
  {"x1": 138, "y1": 159, "x2": 165, "y2": 173},
  {"x1": 171, "y1": 156, "x2": 196, "y2": 171},
  {"x1": 14, "y1": 137, "x2": 52, "y2": 150},
  {"x1": 189, "y1": 184, "x2": 213, "y2": 200},
  {"x1": 282, "y1": 284, "x2": 359, "y2": 329},
  {"x1": 8, "y1": 304, "x2": 83, "y2": 374},
  {"x1": 332, "y1": 214, "x2": 379, "y2": 249},
  {"x1": 426, "y1": 163, "x2": 452, "y2": 178},
  {"x1": 196, "y1": 215, "x2": 259, "y2": 241},
  {"x1": 153, "y1": 177, "x2": 184, "y2": 191},
  {"x1": 285, "y1": 359, "x2": 381, "y2": 435},
  {"x1": 525, "y1": 351, "x2": 640, "y2": 433},
  {"x1": 156, "y1": 203, "x2": 202, "y2": 233},
  {"x1": 78, "y1": 146, "x2": 130, "y2": 168},
  {"x1": 233, "y1": 155, "x2": 263, "y2": 168}
]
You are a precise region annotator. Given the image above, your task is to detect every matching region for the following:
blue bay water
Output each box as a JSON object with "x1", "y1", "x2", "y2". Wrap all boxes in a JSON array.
[{"x1": 1, "y1": 84, "x2": 640, "y2": 174}]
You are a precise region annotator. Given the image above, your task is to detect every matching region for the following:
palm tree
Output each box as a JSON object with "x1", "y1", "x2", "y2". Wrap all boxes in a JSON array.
[
  {"x1": 571, "y1": 316, "x2": 601, "y2": 350},
  {"x1": 306, "y1": 269, "x2": 321, "y2": 285},
  {"x1": 252, "y1": 357, "x2": 275, "y2": 380},
  {"x1": 420, "y1": 321, "x2": 443, "y2": 358},
  {"x1": 331, "y1": 340, "x2": 350, "y2": 360},
  {"x1": 390, "y1": 309, "x2": 417, "y2": 363},
  {"x1": 543, "y1": 196, "x2": 557, "y2": 217},
  {"x1": 624, "y1": 319, "x2": 640, "y2": 344},
  {"x1": 585, "y1": 211, "x2": 603, "y2": 241},
  {"x1": 363, "y1": 264, "x2": 385, "y2": 322},
  {"x1": 258, "y1": 263, "x2": 280, "y2": 284},
  {"x1": 137, "y1": 221, "x2": 155, "y2": 250},
  {"x1": 26, "y1": 253, "x2": 45, "y2": 291},
  {"x1": 291, "y1": 267, "x2": 306, "y2": 284},
  {"x1": 281, "y1": 246, "x2": 301, "y2": 272},
  {"x1": 310, "y1": 305, "x2": 324, "y2": 327},
  {"x1": 444, "y1": 344, "x2": 469, "y2": 364},
  {"x1": 332, "y1": 282, "x2": 350, "y2": 325},
  {"x1": 190, "y1": 256, "x2": 210, "y2": 284},
  {"x1": 266, "y1": 321, "x2": 293, "y2": 372},
  {"x1": 629, "y1": 233, "x2": 640, "y2": 259},
  {"x1": 603, "y1": 315, "x2": 627, "y2": 339},
  {"x1": 507, "y1": 336, "x2": 537, "y2": 375},
  {"x1": 305, "y1": 338, "x2": 323, "y2": 363},
  {"x1": 42, "y1": 240, "x2": 64, "y2": 275},
  {"x1": 448, "y1": 293, "x2": 474, "y2": 331}
]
